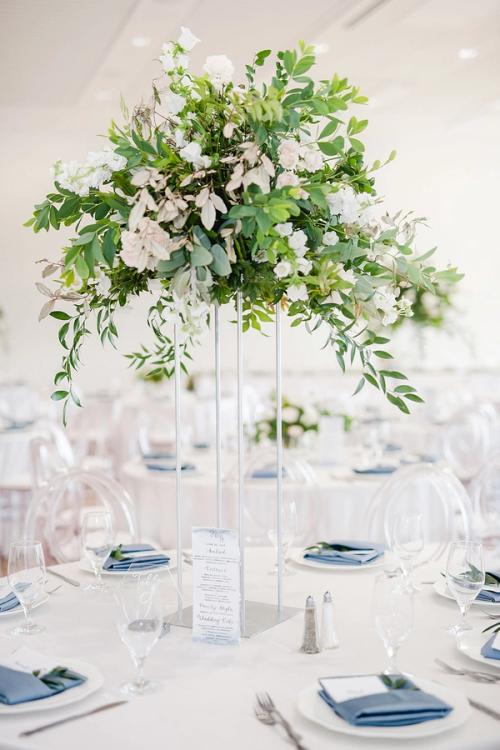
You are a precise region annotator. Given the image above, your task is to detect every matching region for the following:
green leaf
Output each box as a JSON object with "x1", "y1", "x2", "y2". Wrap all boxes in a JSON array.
[
  {"x1": 318, "y1": 137, "x2": 344, "y2": 156},
  {"x1": 293, "y1": 55, "x2": 315, "y2": 76},
  {"x1": 50, "y1": 311, "x2": 71, "y2": 321},
  {"x1": 373, "y1": 350, "x2": 393, "y2": 359},
  {"x1": 403, "y1": 393, "x2": 425, "y2": 403},
  {"x1": 380, "y1": 370, "x2": 407, "y2": 380},
  {"x1": 319, "y1": 118, "x2": 341, "y2": 139},
  {"x1": 255, "y1": 49, "x2": 271, "y2": 66},
  {"x1": 75, "y1": 254, "x2": 89, "y2": 280},
  {"x1": 190, "y1": 244, "x2": 213, "y2": 267},
  {"x1": 209, "y1": 244, "x2": 231, "y2": 276},
  {"x1": 102, "y1": 229, "x2": 116, "y2": 268},
  {"x1": 51, "y1": 390, "x2": 68, "y2": 401}
]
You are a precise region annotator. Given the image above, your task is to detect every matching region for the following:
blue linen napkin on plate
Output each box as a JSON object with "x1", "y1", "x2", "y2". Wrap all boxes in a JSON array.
[
  {"x1": 353, "y1": 465, "x2": 396, "y2": 475},
  {"x1": 477, "y1": 588, "x2": 500, "y2": 603},
  {"x1": 103, "y1": 543, "x2": 170, "y2": 571},
  {"x1": 304, "y1": 540, "x2": 384, "y2": 566},
  {"x1": 0, "y1": 665, "x2": 86, "y2": 705},
  {"x1": 144, "y1": 461, "x2": 196, "y2": 472},
  {"x1": 249, "y1": 463, "x2": 288, "y2": 479},
  {"x1": 319, "y1": 674, "x2": 452, "y2": 727},
  {"x1": 0, "y1": 591, "x2": 20, "y2": 613},
  {"x1": 480, "y1": 634, "x2": 500, "y2": 660}
]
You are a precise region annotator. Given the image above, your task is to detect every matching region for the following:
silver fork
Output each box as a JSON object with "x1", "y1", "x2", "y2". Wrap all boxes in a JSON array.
[
  {"x1": 46, "y1": 585, "x2": 62, "y2": 595},
  {"x1": 435, "y1": 658, "x2": 500, "y2": 683},
  {"x1": 255, "y1": 692, "x2": 309, "y2": 750}
]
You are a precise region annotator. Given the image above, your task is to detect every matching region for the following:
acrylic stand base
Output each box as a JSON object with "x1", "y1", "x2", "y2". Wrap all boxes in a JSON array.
[{"x1": 168, "y1": 600, "x2": 300, "y2": 638}]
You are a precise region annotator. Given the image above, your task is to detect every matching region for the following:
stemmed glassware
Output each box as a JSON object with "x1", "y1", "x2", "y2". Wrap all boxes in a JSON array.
[
  {"x1": 115, "y1": 575, "x2": 164, "y2": 695},
  {"x1": 372, "y1": 570, "x2": 414, "y2": 674},
  {"x1": 81, "y1": 510, "x2": 114, "y2": 591},
  {"x1": 267, "y1": 499, "x2": 298, "y2": 576},
  {"x1": 446, "y1": 540, "x2": 484, "y2": 637},
  {"x1": 8, "y1": 540, "x2": 46, "y2": 635},
  {"x1": 392, "y1": 513, "x2": 424, "y2": 591}
]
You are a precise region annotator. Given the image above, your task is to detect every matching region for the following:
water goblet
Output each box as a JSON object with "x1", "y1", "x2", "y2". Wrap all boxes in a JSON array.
[
  {"x1": 115, "y1": 574, "x2": 163, "y2": 695},
  {"x1": 8, "y1": 540, "x2": 46, "y2": 635},
  {"x1": 446, "y1": 540, "x2": 484, "y2": 637},
  {"x1": 267, "y1": 499, "x2": 298, "y2": 576},
  {"x1": 392, "y1": 513, "x2": 424, "y2": 591},
  {"x1": 372, "y1": 570, "x2": 414, "y2": 675},
  {"x1": 81, "y1": 510, "x2": 114, "y2": 591}
]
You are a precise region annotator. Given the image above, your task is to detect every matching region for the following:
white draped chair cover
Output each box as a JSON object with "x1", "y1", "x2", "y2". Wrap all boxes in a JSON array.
[
  {"x1": 365, "y1": 463, "x2": 474, "y2": 563},
  {"x1": 24, "y1": 469, "x2": 139, "y2": 563}
]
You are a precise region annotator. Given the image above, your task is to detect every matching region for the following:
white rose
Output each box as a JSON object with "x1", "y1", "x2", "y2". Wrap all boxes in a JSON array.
[
  {"x1": 282, "y1": 406, "x2": 298, "y2": 422},
  {"x1": 301, "y1": 148, "x2": 323, "y2": 173},
  {"x1": 288, "y1": 424, "x2": 303, "y2": 437},
  {"x1": 174, "y1": 129, "x2": 187, "y2": 148},
  {"x1": 164, "y1": 91, "x2": 186, "y2": 115},
  {"x1": 276, "y1": 171, "x2": 300, "y2": 189},
  {"x1": 323, "y1": 230, "x2": 339, "y2": 246},
  {"x1": 179, "y1": 141, "x2": 211, "y2": 169},
  {"x1": 338, "y1": 268, "x2": 355, "y2": 285},
  {"x1": 277, "y1": 139, "x2": 300, "y2": 170},
  {"x1": 203, "y1": 55, "x2": 234, "y2": 89},
  {"x1": 287, "y1": 283, "x2": 308, "y2": 303},
  {"x1": 274, "y1": 261, "x2": 292, "y2": 279},
  {"x1": 275, "y1": 222, "x2": 293, "y2": 237},
  {"x1": 297, "y1": 257, "x2": 312, "y2": 275},
  {"x1": 178, "y1": 27, "x2": 200, "y2": 51},
  {"x1": 288, "y1": 230, "x2": 308, "y2": 255}
]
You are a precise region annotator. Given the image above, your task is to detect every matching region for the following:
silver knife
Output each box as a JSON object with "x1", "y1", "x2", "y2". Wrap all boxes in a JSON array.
[
  {"x1": 47, "y1": 569, "x2": 81, "y2": 587},
  {"x1": 19, "y1": 700, "x2": 127, "y2": 737},
  {"x1": 469, "y1": 698, "x2": 500, "y2": 720}
]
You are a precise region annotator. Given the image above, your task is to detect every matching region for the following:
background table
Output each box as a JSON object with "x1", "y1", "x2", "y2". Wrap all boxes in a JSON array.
[{"x1": 1, "y1": 549, "x2": 499, "y2": 749}]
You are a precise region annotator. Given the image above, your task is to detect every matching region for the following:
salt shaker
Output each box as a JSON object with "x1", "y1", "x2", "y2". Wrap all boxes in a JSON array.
[
  {"x1": 321, "y1": 590, "x2": 339, "y2": 649},
  {"x1": 300, "y1": 595, "x2": 320, "y2": 654}
]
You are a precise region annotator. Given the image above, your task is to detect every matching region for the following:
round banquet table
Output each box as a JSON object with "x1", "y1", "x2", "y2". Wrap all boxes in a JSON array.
[
  {"x1": 120, "y1": 455, "x2": 385, "y2": 549},
  {"x1": 0, "y1": 549, "x2": 498, "y2": 750}
]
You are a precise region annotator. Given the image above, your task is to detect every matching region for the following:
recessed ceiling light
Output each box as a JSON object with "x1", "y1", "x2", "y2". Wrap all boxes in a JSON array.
[
  {"x1": 312, "y1": 42, "x2": 329, "y2": 55},
  {"x1": 458, "y1": 47, "x2": 479, "y2": 60},
  {"x1": 95, "y1": 90, "x2": 113, "y2": 101},
  {"x1": 132, "y1": 36, "x2": 151, "y2": 48}
]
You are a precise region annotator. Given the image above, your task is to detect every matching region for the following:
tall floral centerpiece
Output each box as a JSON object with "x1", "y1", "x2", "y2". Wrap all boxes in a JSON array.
[{"x1": 28, "y1": 28, "x2": 461, "y2": 420}]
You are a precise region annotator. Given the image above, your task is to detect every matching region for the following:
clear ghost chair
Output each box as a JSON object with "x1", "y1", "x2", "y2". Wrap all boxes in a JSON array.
[
  {"x1": 0, "y1": 382, "x2": 41, "y2": 429},
  {"x1": 470, "y1": 453, "x2": 500, "y2": 553},
  {"x1": 441, "y1": 406, "x2": 492, "y2": 482},
  {"x1": 365, "y1": 463, "x2": 473, "y2": 565},
  {"x1": 24, "y1": 469, "x2": 138, "y2": 563}
]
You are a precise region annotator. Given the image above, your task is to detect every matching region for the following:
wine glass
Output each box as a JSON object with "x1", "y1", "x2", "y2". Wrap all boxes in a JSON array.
[
  {"x1": 81, "y1": 510, "x2": 114, "y2": 591},
  {"x1": 446, "y1": 540, "x2": 484, "y2": 637},
  {"x1": 267, "y1": 499, "x2": 298, "y2": 575},
  {"x1": 115, "y1": 575, "x2": 163, "y2": 695},
  {"x1": 373, "y1": 570, "x2": 414, "y2": 675},
  {"x1": 8, "y1": 540, "x2": 46, "y2": 635},
  {"x1": 392, "y1": 513, "x2": 424, "y2": 590}
]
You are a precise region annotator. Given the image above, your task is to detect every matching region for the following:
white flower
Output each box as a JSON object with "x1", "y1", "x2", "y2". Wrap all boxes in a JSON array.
[
  {"x1": 203, "y1": 55, "x2": 234, "y2": 90},
  {"x1": 87, "y1": 149, "x2": 127, "y2": 173},
  {"x1": 174, "y1": 129, "x2": 188, "y2": 148},
  {"x1": 276, "y1": 171, "x2": 300, "y2": 189},
  {"x1": 327, "y1": 186, "x2": 377, "y2": 227},
  {"x1": 398, "y1": 296, "x2": 414, "y2": 317},
  {"x1": 120, "y1": 218, "x2": 172, "y2": 272},
  {"x1": 94, "y1": 269, "x2": 111, "y2": 295},
  {"x1": 160, "y1": 42, "x2": 188, "y2": 72},
  {"x1": 288, "y1": 424, "x2": 303, "y2": 437},
  {"x1": 323, "y1": 230, "x2": 339, "y2": 246},
  {"x1": 164, "y1": 91, "x2": 186, "y2": 115},
  {"x1": 301, "y1": 148, "x2": 323, "y2": 173},
  {"x1": 179, "y1": 141, "x2": 211, "y2": 169},
  {"x1": 297, "y1": 257, "x2": 312, "y2": 275},
  {"x1": 178, "y1": 27, "x2": 200, "y2": 51},
  {"x1": 52, "y1": 149, "x2": 126, "y2": 197},
  {"x1": 282, "y1": 406, "x2": 298, "y2": 422},
  {"x1": 274, "y1": 261, "x2": 292, "y2": 279},
  {"x1": 275, "y1": 222, "x2": 293, "y2": 237},
  {"x1": 288, "y1": 230, "x2": 308, "y2": 256},
  {"x1": 277, "y1": 139, "x2": 300, "y2": 170},
  {"x1": 373, "y1": 285, "x2": 399, "y2": 326},
  {"x1": 242, "y1": 165, "x2": 271, "y2": 194},
  {"x1": 287, "y1": 283, "x2": 308, "y2": 303},
  {"x1": 338, "y1": 268, "x2": 355, "y2": 285}
]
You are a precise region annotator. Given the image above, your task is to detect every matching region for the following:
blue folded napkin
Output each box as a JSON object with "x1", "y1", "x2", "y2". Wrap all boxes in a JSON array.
[
  {"x1": 0, "y1": 665, "x2": 86, "y2": 705},
  {"x1": 103, "y1": 543, "x2": 170, "y2": 571},
  {"x1": 0, "y1": 591, "x2": 20, "y2": 613},
  {"x1": 477, "y1": 588, "x2": 500, "y2": 603},
  {"x1": 142, "y1": 451, "x2": 175, "y2": 460},
  {"x1": 319, "y1": 674, "x2": 452, "y2": 727},
  {"x1": 145, "y1": 462, "x2": 196, "y2": 473},
  {"x1": 250, "y1": 464, "x2": 288, "y2": 479},
  {"x1": 304, "y1": 540, "x2": 384, "y2": 566},
  {"x1": 353, "y1": 465, "x2": 396, "y2": 475},
  {"x1": 480, "y1": 634, "x2": 500, "y2": 660}
]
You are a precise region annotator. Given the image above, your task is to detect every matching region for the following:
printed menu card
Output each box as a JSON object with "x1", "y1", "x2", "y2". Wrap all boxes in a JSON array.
[{"x1": 192, "y1": 527, "x2": 241, "y2": 645}]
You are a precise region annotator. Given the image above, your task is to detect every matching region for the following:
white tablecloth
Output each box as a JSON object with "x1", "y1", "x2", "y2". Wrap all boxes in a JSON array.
[
  {"x1": 0, "y1": 549, "x2": 498, "y2": 750},
  {"x1": 120, "y1": 455, "x2": 384, "y2": 548}
]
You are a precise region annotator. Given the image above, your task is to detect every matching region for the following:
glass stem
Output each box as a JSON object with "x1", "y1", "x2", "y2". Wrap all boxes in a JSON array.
[
  {"x1": 23, "y1": 602, "x2": 33, "y2": 630},
  {"x1": 386, "y1": 645, "x2": 399, "y2": 675},
  {"x1": 459, "y1": 603, "x2": 469, "y2": 628},
  {"x1": 135, "y1": 657, "x2": 146, "y2": 689}
]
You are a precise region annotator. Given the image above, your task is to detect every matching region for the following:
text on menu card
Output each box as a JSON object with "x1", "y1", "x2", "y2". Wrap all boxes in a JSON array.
[{"x1": 192, "y1": 527, "x2": 240, "y2": 645}]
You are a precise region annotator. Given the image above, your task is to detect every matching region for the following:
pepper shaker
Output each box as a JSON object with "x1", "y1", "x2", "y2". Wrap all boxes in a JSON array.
[
  {"x1": 300, "y1": 595, "x2": 321, "y2": 654},
  {"x1": 321, "y1": 590, "x2": 339, "y2": 649}
]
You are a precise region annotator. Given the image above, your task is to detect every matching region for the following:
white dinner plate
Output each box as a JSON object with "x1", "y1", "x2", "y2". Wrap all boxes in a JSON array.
[
  {"x1": 433, "y1": 577, "x2": 500, "y2": 610},
  {"x1": 79, "y1": 550, "x2": 177, "y2": 576},
  {"x1": 297, "y1": 676, "x2": 470, "y2": 740},
  {"x1": 0, "y1": 658, "x2": 103, "y2": 715},
  {"x1": 0, "y1": 594, "x2": 48, "y2": 619},
  {"x1": 291, "y1": 549, "x2": 385, "y2": 572},
  {"x1": 457, "y1": 629, "x2": 500, "y2": 671}
]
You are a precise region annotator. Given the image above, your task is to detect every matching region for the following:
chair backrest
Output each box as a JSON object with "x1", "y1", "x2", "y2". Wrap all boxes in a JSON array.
[
  {"x1": 24, "y1": 469, "x2": 139, "y2": 563},
  {"x1": 470, "y1": 453, "x2": 500, "y2": 538},
  {"x1": 366, "y1": 462, "x2": 474, "y2": 563},
  {"x1": 442, "y1": 406, "x2": 492, "y2": 481}
]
